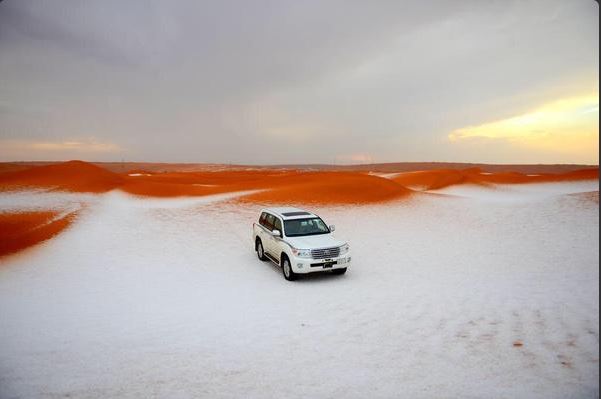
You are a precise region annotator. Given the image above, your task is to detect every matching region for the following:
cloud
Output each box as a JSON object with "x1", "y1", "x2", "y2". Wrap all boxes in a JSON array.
[
  {"x1": 335, "y1": 153, "x2": 375, "y2": 164},
  {"x1": 0, "y1": 139, "x2": 123, "y2": 161},
  {"x1": 28, "y1": 140, "x2": 122, "y2": 153},
  {"x1": 450, "y1": 95, "x2": 598, "y2": 141},
  {"x1": 449, "y1": 94, "x2": 599, "y2": 163},
  {"x1": 0, "y1": 0, "x2": 598, "y2": 164}
]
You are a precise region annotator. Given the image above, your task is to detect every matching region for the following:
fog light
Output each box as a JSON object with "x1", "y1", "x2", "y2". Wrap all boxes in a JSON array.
[
  {"x1": 347, "y1": 257, "x2": 351, "y2": 262},
  {"x1": 297, "y1": 263, "x2": 303, "y2": 268}
]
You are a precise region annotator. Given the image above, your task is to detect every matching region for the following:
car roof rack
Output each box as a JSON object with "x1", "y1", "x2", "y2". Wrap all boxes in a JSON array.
[{"x1": 281, "y1": 211, "x2": 311, "y2": 217}]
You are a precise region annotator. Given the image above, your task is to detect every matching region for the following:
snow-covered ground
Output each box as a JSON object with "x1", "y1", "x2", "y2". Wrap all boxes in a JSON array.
[{"x1": 0, "y1": 181, "x2": 598, "y2": 399}]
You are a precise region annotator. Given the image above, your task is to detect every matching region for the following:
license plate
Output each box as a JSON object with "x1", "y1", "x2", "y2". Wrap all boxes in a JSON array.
[{"x1": 323, "y1": 263, "x2": 333, "y2": 269}]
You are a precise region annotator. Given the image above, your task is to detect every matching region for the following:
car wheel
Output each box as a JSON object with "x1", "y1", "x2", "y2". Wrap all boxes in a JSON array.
[
  {"x1": 256, "y1": 239, "x2": 267, "y2": 261},
  {"x1": 332, "y1": 267, "x2": 347, "y2": 275},
  {"x1": 282, "y1": 256, "x2": 297, "y2": 281}
]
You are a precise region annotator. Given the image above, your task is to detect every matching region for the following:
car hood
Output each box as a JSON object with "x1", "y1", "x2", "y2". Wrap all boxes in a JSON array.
[{"x1": 285, "y1": 234, "x2": 346, "y2": 249}]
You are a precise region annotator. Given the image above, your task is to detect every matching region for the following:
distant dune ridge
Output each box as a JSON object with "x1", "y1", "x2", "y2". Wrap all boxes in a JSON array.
[
  {"x1": 0, "y1": 160, "x2": 598, "y2": 202},
  {"x1": 0, "y1": 160, "x2": 597, "y2": 174},
  {"x1": 0, "y1": 160, "x2": 124, "y2": 193},
  {"x1": 391, "y1": 167, "x2": 599, "y2": 191}
]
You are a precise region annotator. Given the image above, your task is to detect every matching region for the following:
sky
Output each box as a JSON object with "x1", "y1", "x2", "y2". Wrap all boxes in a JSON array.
[{"x1": 0, "y1": 0, "x2": 598, "y2": 165}]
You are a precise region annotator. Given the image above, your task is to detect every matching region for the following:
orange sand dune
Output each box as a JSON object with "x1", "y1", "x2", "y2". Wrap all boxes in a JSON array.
[
  {"x1": 0, "y1": 163, "x2": 35, "y2": 174},
  {"x1": 392, "y1": 169, "x2": 477, "y2": 190},
  {"x1": 1, "y1": 161, "x2": 596, "y2": 257},
  {"x1": 0, "y1": 160, "x2": 302, "y2": 196},
  {"x1": 393, "y1": 168, "x2": 599, "y2": 191},
  {"x1": 240, "y1": 172, "x2": 413, "y2": 205},
  {"x1": 0, "y1": 161, "x2": 597, "y2": 204},
  {"x1": 0, "y1": 160, "x2": 125, "y2": 193},
  {"x1": 0, "y1": 211, "x2": 76, "y2": 257},
  {"x1": 124, "y1": 170, "x2": 293, "y2": 187},
  {"x1": 123, "y1": 170, "x2": 413, "y2": 203},
  {"x1": 477, "y1": 168, "x2": 599, "y2": 184},
  {"x1": 120, "y1": 170, "x2": 300, "y2": 197},
  {"x1": 121, "y1": 180, "x2": 235, "y2": 197}
]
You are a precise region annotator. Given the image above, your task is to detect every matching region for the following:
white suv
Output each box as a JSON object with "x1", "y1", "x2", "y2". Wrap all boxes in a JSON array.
[{"x1": 252, "y1": 207, "x2": 351, "y2": 281}]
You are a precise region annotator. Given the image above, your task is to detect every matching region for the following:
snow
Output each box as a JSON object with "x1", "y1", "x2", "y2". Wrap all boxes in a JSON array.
[
  {"x1": 0, "y1": 182, "x2": 598, "y2": 398},
  {"x1": 0, "y1": 190, "x2": 98, "y2": 214},
  {"x1": 429, "y1": 181, "x2": 599, "y2": 202},
  {"x1": 369, "y1": 172, "x2": 402, "y2": 179}
]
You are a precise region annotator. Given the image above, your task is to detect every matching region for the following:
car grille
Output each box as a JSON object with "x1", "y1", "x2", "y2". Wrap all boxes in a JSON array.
[{"x1": 311, "y1": 247, "x2": 340, "y2": 259}]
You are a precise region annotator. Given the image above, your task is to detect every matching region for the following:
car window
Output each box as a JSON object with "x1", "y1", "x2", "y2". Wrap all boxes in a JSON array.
[
  {"x1": 284, "y1": 218, "x2": 330, "y2": 237},
  {"x1": 264, "y1": 214, "x2": 275, "y2": 230},
  {"x1": 273, "y1": 217, "x2": 282, "y2": 233},
  {"x1": 259, "y1": 212, "x2": 267, "y2": 227}
]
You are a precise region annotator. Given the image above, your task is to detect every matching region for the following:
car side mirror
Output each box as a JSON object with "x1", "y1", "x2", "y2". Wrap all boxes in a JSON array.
[
  {"x1": 271, "y1": 229, "x2": 281, "y2": 237},
  {"x1": 329, "y1": 225, "x2": 335, "y2": 232}
]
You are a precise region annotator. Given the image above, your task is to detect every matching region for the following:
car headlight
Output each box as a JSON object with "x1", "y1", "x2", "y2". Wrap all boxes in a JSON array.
[
  {"x1": 340, "y1": 243, "x2": 350, "y2": 255},
  {"x1": 292, "y1": 248, "x2": 312, "y2": 258}
]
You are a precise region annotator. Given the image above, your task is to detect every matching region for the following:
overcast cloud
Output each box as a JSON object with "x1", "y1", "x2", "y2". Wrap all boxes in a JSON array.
[{"x1": 0, "y1": 0, "x2": 598, "y2": 164}]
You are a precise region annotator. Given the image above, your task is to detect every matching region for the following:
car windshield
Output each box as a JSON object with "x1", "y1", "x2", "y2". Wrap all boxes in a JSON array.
[{"x1": 284, "y1": 218, "x2": 330, "y2": 237}]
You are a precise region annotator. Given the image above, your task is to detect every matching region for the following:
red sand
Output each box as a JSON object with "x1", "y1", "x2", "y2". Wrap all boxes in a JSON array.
[
  {"x1": 0, "y1": 161, "x2": 597, "y2": 257},
  {"x1": 477, "y1": 168, "x2": 599, "y2": 184},
  {"x1": 239, "y1": 171, "x2": 413, "y2": 204},
  {"x1": 120, "y1": 170, "x2": 298, "y2": 197},
  {"x1": 0, "y1": 211, "x2": 76, "y2": 257},
  {"x1": 0, "y1": 160, "x2": 597, "y2": 204},
  {"x1": 393, "y1": 168, "x2": 599, "y2": 191},
  {"x1": 0, "y1": 160, "x2": 125, "y2": 193},
  {"x1": 392, "y1": 169, "x2": 475, "y2": 190}
]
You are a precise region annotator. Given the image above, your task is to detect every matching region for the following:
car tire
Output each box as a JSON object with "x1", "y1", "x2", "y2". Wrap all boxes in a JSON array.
[
  {"x1": 282, "y1": 255, "x2": 297, "y2": 281},
  {"x1": 332, "y1": 267, "x2": 347, "y2": 275},
  {"x1": 256, "y1": 238, "x2": 267, "y2": 261}
]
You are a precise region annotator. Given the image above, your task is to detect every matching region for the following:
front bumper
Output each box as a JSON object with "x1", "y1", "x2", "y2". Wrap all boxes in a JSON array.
[{"x1": 290, "y1": 252, "x2": 352, "y2": 274}]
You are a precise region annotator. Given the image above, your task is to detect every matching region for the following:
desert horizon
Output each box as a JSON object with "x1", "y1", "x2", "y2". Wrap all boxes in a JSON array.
[{"x1": 2, "y1": 159, "x2": 600, "y2": 172}]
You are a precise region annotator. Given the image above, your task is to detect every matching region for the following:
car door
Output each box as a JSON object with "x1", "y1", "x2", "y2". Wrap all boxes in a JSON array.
[
  {"x1": 270, "y1": 216, "x2": 284, "y2": 258},
  {"x1": 257, "y1": 211, "x2": 269, "y2": 242},
  {"x1": 263, "y1": 213, "x2": 276, "y2": 256}
]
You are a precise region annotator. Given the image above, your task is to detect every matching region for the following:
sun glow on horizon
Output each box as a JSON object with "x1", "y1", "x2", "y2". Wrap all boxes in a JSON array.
[
  {"x1": 0, "y1": 139, "x2": 123, "y2": 161},
  {"x1": 449, "y1": 94, "x2": 599, "y2": 162}
]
